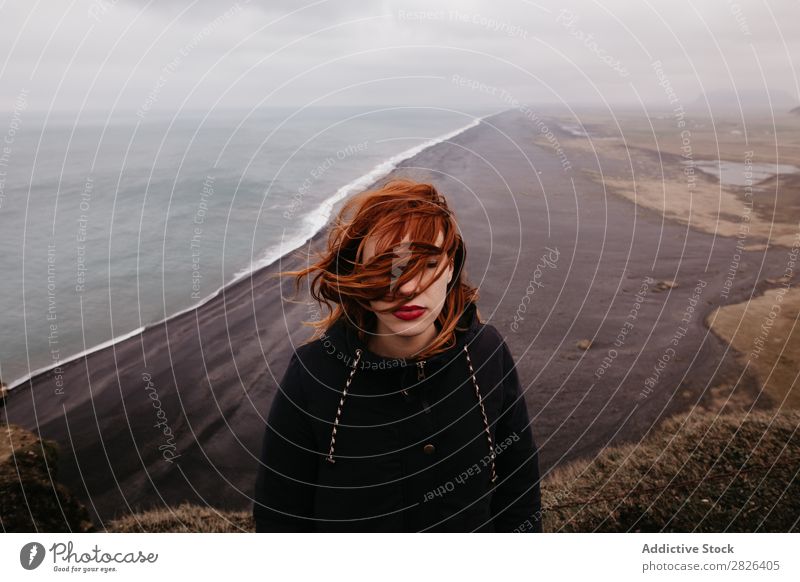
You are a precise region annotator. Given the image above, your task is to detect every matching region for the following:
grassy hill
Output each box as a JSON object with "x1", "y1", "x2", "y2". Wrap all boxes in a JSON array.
[
  {"x1": 3, "y1": 408, "x2": 798, "y2": 532},
  {"x1": 0, "y1": 424, "x2": 95, "y2": 532},
  {"x1": 541, "y1": 408, "x2": 799, "y2": 532}
]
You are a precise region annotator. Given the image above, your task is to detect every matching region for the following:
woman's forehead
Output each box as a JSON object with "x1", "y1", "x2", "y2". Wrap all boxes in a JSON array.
[{"x1": 362, "y1": 229, "x2": 445, "y2": 261}]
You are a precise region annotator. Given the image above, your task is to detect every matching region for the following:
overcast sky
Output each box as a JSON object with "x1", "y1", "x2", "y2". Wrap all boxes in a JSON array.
[{"x1": 1, "y1": 0, "x2": 798, "y2": 114}]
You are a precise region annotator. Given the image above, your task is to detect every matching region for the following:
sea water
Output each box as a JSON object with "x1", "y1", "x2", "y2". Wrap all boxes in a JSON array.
[
  {"x1": 0, "y1": 106, "x2": 495, "y2": 387},
  {"x1": 685, "y1": 159, "x2": 800, "y2": 187}
]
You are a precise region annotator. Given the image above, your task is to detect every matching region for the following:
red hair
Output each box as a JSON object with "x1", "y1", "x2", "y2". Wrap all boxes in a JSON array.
[{"x1": 278, "y1": 178, "x2": 480, "y2": 360}]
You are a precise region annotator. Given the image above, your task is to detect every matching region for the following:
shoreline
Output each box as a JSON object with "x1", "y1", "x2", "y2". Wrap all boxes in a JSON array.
[
  {"x1": 6, "y1": 111, "x2": 497, "y2": 392},
  {"x1": 543, "y1": 112, "x2": 800, "y2": 416}
]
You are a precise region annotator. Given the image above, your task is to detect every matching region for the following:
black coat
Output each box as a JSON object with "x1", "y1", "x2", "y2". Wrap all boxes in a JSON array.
[{"x1": 253, "y1": 301, "x2": 543, "y2": 532}]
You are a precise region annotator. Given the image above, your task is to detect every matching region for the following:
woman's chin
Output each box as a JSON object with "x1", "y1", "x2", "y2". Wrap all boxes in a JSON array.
[{"x1": 384, "y1": 318, "x2": 433, "y2": 337}]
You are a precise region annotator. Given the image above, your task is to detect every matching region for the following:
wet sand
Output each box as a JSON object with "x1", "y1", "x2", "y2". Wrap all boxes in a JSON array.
[
  {"x1": 2, "y1": 108, "x2": 790, "y2": 527},
  {"x1": 544, "y1": 110, "x2": 800, "y2": 416}
]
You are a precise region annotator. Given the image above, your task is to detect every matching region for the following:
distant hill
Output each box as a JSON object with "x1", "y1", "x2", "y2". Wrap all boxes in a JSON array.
[{"x1": 690, "y1": 89, "x2": 797, "y2": 113}]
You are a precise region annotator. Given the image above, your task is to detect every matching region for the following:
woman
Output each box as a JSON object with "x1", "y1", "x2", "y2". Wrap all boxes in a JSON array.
[{"x1": 253, "y1": 179, "x2": 542, "y2": 532}]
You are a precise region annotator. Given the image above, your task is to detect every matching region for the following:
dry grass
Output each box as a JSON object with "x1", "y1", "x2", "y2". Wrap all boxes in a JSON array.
[
  {"x1": 1, "y1": 424, "x2": 95, "y2": 532},
  {"x1": 108, "y1": 502, "x2": 253, "y2": 533},
  {"x1": 541, "y1": 408, "x2": 800, "y2": 532}
]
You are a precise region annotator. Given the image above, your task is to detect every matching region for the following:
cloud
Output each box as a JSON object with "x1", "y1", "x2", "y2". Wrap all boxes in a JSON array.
[{"x1": 0, "y1": 0, "x2": 796, "y2": 113}]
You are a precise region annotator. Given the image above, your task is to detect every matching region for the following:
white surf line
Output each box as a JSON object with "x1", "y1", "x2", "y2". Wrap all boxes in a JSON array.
[{"x1": 8, "y1": 111, "x2": 497, "y2": 391}]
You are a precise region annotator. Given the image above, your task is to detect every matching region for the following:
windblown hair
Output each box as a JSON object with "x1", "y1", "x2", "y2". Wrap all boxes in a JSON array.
[{"x1": 278, "y1": 178, "x2": 480, "y2": 360}]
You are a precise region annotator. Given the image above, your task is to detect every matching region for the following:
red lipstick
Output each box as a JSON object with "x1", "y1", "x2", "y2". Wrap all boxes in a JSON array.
[{"x1": 393, "y1": 305, "x2": 426, "y2": 321}]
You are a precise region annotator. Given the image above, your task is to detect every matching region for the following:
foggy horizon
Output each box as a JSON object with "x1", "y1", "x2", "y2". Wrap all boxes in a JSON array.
[{"x1": 1, "y1": 0, "x2": 798, "y2": 116}]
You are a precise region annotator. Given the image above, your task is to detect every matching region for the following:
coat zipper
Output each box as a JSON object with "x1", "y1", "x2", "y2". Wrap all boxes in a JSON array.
[
  {"x1": 402, "y1": 361, "x2": 426, "y2": 397},
  {"x1": 401, "y1": 361, "x2": 429, "y2": 410}
]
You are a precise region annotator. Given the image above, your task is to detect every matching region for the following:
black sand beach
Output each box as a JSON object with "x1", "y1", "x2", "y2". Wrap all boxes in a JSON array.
[{"x1": 3, "y1": 108, "x2": 787, "y2": 527}]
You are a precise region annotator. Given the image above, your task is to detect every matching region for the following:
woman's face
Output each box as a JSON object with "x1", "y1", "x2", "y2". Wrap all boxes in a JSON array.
[{"x1": 362, "y1": 230, "x2": 454, "y2": 340}]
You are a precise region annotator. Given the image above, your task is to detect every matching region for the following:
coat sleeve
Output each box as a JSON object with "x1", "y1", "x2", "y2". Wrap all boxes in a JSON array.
[
  {"x1": 489, "y1": 339, "x2": 543, "y2": 532},
  {"x1": 253, "y1": 352, "x2": 320, "y2": 532}
]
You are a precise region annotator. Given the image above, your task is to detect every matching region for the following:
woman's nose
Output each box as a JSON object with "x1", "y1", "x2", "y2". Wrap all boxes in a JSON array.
[{"x1": 396, "y1": 271, "x2": 422, "y2": 297}]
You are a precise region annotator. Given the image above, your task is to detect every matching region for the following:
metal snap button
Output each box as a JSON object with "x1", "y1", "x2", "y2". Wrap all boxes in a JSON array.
[{"x1": 423, "y1": 443, "x2": 435, "y2": 455}]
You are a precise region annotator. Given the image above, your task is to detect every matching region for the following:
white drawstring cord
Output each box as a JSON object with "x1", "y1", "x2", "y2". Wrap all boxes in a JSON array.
[
  {"x1": 326, "y1": 348, "x2": 362, "y2": 463},
  {"x1": 463, "y1": 344, "x2": 498, "y2": 485}
]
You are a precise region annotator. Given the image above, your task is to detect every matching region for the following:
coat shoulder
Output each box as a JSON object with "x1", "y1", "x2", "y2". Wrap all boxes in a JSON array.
[
  {"x1": 472, "y1": 321, "x2": 507, "y2": 354},
  {"x1": 291, "y1": 336, "x2": 328, "y2": 365},
  {"x1": 282, "y1": 337, "x2": 343, "y2": 402},
  {"x1": 278, "y1": 340, "x2": 328, "y2": 392},
  {"x1": 287, "y1": 337, "x2": 332, "y2": 372}
]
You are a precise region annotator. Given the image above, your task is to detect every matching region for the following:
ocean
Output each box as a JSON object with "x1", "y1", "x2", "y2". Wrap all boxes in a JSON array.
[{"x1": 1, "y1": 106, "x2": 497, "y2": 388}]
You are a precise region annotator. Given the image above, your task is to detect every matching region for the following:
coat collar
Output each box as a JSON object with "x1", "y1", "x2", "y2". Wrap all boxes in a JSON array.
[{"x1": 322, "y1": 301, "x2": 482, "y2": 372}]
